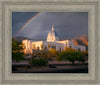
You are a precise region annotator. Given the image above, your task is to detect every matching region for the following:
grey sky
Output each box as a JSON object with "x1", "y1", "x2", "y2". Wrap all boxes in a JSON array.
[{"x1": 12, "y1": 12, "x2": 88, "y2": 40}]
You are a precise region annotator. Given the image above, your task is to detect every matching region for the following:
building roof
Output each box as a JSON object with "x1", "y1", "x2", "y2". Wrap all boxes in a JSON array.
[{"x1": 47, "y1": 25, "x2": 58, "y2": 37}]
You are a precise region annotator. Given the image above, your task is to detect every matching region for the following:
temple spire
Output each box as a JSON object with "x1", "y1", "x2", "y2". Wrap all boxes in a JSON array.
[{"x1": 52, "y1": 25, "x2": 54, "y2": 31}]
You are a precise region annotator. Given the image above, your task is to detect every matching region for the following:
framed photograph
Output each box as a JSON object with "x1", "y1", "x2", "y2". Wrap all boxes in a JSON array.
[
  {"x1": 0, "y1": 0, "x2": 99, "y2": 85},
  {"x1": 12, "y1": 12, "x2": 88, "y2": 73}
]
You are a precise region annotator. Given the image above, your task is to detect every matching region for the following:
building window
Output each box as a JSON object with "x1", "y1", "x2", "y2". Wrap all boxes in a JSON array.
[
  {"x1": 51, "y1": 46, "x2": 56, "y2": 49},
  {"x1": 44, "y1": 46, "x2": 47, "y2": 50},
  {"x1": 59, "y1": 48, "x2": 61, "y2": 51},
  {"x1": 33, "y1": 44, "x2": 36, "y2": 49}
]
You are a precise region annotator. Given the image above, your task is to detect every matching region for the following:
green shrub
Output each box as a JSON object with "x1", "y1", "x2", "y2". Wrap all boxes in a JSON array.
[
  {"x1": 12, "y1": 52, "x2": 24, "y2": 62},
  {"x1": 76, "y1": 56, "x2": 85, "y2": 63},
  {"x1": 29, "y1": 58, "x2": 48, "y2": 66},
  {"x1": 56, "y1": 49, "x2": 86, "y2": 66}
]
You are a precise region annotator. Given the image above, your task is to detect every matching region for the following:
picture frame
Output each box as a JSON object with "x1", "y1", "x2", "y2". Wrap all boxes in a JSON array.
[{"x1": 0, "y1": 0, "x2": 99, "y2": 85}]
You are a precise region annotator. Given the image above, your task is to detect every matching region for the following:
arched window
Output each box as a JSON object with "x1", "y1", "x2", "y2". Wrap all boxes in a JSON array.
[
  {"x1": 44, "y1": 46, "x2": 47, "y2": 50},
  {"x1": 59, "y1": 48, "x2": 61, "y2": 51},
  {"x1": 51, "y1": 46, "x2": 56, "y2": 49}
]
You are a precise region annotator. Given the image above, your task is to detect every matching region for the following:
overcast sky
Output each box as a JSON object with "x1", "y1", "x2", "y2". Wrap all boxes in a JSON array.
[{"x1": 12, "y1": 12, "x2": 88, "y2": 40}]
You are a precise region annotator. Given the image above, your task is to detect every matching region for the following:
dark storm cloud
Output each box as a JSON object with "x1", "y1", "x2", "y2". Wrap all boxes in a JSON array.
[
  {"x1": 12, "y1": 12, "x2": 88, "y2": 40},
  {"x1": 12, "y1": 12, "x2": 39, "y2": 37}
]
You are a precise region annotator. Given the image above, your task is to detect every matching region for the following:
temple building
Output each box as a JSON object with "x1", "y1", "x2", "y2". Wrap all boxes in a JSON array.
[{"x1": 22, "y1": 26, "x2": 86, "y2": 54}]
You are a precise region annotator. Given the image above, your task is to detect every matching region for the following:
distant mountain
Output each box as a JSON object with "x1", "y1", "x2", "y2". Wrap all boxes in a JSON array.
[
  {"x1": 71, "y1": 34, "x2": 88, "y2": 51},
  {"x1": 12, "y1": 36, "x2": 44, "y2": 42},
  {"x1": 12, "y1": 37, "x2": 32, "y2": 42}
]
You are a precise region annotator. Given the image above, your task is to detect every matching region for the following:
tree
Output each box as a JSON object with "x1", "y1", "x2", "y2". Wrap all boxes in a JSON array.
[
  {"x1": 12, "y1": 52, "x2": 24, "y2": 62},
  {"x1": 67, "y1": 51, "x2": 77, "y2": 65},
  {"x1": 77, "y1": 51, "x2": 87, "y2": 62},
  {"x1": 56, "y1": 48, "x2": 86, "y2": 66},
  {"x1": 64, "y1": 47, "x2": 75, "y2": 52},
  {"x1": 38, "y1": 50, "x2": 50, "y2": 60},
  {"x1": 49, "y1": 48, "x2": 58, "y2": 60},
  {"x1": 12, "y1": 38, "x2": 24, "y2": 52},
  {"x1": 29, "y1": 58, "x2": 48, "y2": 66},
  {"x1": 12, "y1": 38, "x2": 25, "y2": 61},
  {"x1": 49, "y1": 48, "x2": 58, "y2": 56},
  {"x1": 81, "y1": 51, "x2": 88, "y2": 58},
  {"x1": 56, "y1": 51, "x2": 68, "y2": 61}
]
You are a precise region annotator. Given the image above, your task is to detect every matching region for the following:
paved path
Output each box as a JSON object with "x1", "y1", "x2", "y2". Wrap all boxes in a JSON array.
[
  {"x1": 12, "y1": 60, "x2": 88, "y2": 65},
  {"x1": 13, "y1": 65, "x2": 88, "y2": 73}
]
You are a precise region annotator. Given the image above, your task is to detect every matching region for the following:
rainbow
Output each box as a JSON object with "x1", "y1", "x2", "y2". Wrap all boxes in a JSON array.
[{"x1": 16, "y1": 12, "x2": 43, "y2": 36}]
